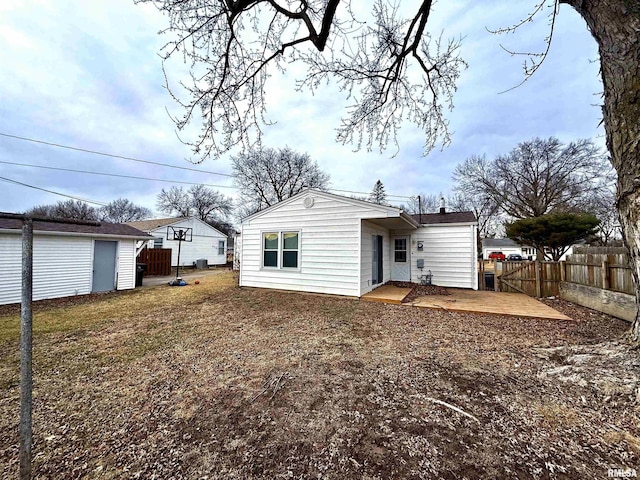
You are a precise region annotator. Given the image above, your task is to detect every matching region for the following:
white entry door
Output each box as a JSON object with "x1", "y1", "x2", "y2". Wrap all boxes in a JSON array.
[{"x1": 391, "y1": 237, "x2": 410, "y2": 281}]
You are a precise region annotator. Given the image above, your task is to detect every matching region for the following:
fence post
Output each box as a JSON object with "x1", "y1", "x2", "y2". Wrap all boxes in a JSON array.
[
  {"x1": 601, "y1": 260, "x2": 610, "y2": 290},
  {"x1": 560, "y1": 261, "x2": 566, "y2": 283},
  {"x1": 535, "y1": 261, "x2": 542, "y2": 298}
]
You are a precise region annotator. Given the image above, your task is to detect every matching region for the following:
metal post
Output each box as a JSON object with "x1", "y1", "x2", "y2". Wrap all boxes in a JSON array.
[
  {"x1": 20, "y1": 218, "x2": 33, "y2": 480},
  {"x1": 176, "y1": 229, "x2": 183, "y2": 279}
]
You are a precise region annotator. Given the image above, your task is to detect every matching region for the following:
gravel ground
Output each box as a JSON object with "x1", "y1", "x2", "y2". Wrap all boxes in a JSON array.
[{"x1": 0, "y1": 273, "x2": 638, "y2": 479}]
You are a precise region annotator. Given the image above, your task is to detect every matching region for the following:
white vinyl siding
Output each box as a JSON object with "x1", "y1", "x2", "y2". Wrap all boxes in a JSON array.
[
  {"x1": 241, "y1": 193, "x2": 397, "y2": 297},
  {"x1": 360, "y1": 221, "x2": 391, "y2": 295},
  {"x1": 116, "y1": 239, "x2": 136, "y2": 290},
  {"x1": 0, "y1": 234, "x2": 93, "y2": 305},
  {"x1": 0, "y1": 233, "x2": 142, "y2": 305},
  {"x1": 147, "y1": 217, "x2": 227, "y2": 266},
  {"x1": 409, "y1": 224, "x2": 478, "y2": 289}
]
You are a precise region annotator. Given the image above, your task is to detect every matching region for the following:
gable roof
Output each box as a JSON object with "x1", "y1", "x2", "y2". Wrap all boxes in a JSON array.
[
  {"x1": 125, "y1": 216, "x2": 229, "y2": 238},
  {"x1": 125, "y1": 217, "x2": 185, "y2": 231},
  {"x1": 410, "y1": 211, "x2": 477, "y2": 225},
  {"x1": 242, "y1": 188, "x2": 418, "y2": 227},
  {"x1": 482, "y1": 238, "x2": 521, "y2": 248},
  {"x1": 0, "y1": 218, "x2": 152, "y2": 239}
]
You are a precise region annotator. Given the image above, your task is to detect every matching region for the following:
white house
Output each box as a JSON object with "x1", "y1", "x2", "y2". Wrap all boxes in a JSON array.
[
  {"x1": 238, "y1": 189, "x2": 478, "y2": 297},
  {"x1": 0, "y1": 217, "x2": 152, "y2": 305},
  {"x1": 482, "y1": 238, "x2": 535, "y2": 260},
  {"x1": 126, "y1": 217, "x2": 228, "y2": 267},
  {"x1": 482, "y1": 238, "x2": 578, "y2": 261}
]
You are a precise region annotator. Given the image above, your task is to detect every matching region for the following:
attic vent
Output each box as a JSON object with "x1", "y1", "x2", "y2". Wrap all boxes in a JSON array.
[{"x1": 303, "y1": 197, "x2": 314, "y2": 208}]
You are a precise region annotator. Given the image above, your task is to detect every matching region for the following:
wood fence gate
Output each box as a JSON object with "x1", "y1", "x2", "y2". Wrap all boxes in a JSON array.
[
  {"x1": 137, "y1": 248, "x2": 172, "y2": 276},
  {"x1": 498, "y1": 261, "x2": 562, "y2": 297}
]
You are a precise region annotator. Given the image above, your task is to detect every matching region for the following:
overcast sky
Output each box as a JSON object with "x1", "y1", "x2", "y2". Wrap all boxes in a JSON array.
[{"x1": 0, "y1": 1, "x2": 603, "y2": 219}]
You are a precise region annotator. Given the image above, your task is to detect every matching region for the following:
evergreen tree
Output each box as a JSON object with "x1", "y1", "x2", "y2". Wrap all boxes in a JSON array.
[{"x1": 369, "y1": 180, "x2": 387, "y2": 205}]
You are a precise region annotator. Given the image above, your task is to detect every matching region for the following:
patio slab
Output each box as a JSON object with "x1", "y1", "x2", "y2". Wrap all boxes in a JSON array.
[
  {"x1": 361, "y1": 284, "x2": 413, "y2": 304},
  {"x1": 412, "y1": 288, "x2": 572, "y2": 320}
]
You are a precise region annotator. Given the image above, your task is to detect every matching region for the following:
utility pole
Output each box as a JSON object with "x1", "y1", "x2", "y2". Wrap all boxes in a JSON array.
[
  {"x1": 0, "y1": 213, "x2": 100, "y2": 480},
  {"x1": 19, "y1": 218, "x2": 33, "y2": 480}
]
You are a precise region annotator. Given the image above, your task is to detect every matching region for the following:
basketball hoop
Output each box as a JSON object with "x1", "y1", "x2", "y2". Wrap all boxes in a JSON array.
[
  {"x1": 167, "y1": 226, "x2": 192, "y2": 242},
  {"x1": 166, "y1": 226, "x2": 193, "y2": 282}
]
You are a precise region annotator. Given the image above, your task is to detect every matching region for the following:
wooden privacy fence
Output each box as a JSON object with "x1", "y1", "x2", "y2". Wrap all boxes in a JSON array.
[
  {"x1": 489, "y1": 250, "x2": 635, "y2": 298},
  {"x1": 498, "y1": 261, "x2": 562, "y2": 297},
  {"x1": 137, "y1": 248, "x2": 172, "y2": 276},
  {"x1": 565, "y1": 252, "x2": 634, "y2": 295}
]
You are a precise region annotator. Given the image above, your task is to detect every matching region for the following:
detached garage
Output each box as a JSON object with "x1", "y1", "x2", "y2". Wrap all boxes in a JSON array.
[{"x1": 0, "y1": 218, "x2": 152, "y2": 305}]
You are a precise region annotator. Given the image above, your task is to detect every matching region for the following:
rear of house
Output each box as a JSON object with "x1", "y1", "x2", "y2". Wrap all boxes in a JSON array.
[
  {"x1": 0, "y1": 218, "x2": 151, "y2": 305},
  {"x1": 126, "y1": 217, "x2": 228, "y2": 267},
  {"x1": 238, "y1": 189, "x2": 477, "y2": 297}
]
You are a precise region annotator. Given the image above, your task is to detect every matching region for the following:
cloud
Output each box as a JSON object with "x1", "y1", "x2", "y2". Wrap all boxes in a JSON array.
[{"x1": 0, "y1": 0, "x2": 604, "y2": 218}]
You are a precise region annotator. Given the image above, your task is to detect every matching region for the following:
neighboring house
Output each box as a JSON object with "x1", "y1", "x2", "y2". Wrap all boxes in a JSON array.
[
  {"x1": 237, "y1": 189, "x2": 478, "y2": 297},
  {"x1": 482, "y1": 238, "x2": 579, "y2": 261},
  {"x1": 125, "y1": 217, "x2": 227, "y2": 267},
  {"x1": 0, "y1": 218, "x2": 151, "y2": 305},
  {"x1": 482, "y1": 238, "x2": 535, "y2": 260}
]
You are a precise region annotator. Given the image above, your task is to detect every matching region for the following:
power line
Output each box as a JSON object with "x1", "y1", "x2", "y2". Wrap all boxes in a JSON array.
[
  {"x1": 0, "y1": 132, "x2": 233, "y2": 177},
  {"x1": 1, "y1": 132, "x2": 414, "y2": 200},
  {"x1": 0, "y1": 176, "x2": 107, "y2": 206},
  {"x1": 327, "y1": 187, "x2": 412, "y2": 200},
  {"x1": 0, "y1": 161, "x2": 236, "y2": 190}
]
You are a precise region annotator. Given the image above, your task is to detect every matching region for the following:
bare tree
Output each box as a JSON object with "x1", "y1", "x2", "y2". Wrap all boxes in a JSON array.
[
  {"x1": 582, "y1": 187, "x2": 621, "y2": 245},
  {"x1": 453, "y1": 139, "x2": 608, "y2": 219},
  {"x1": 448, "y1": 191, "x2": 503, "y2": 240},
  {"x1": 98, "y1": 198, "x2": 152, "y2": 223},
  {"x1": 141, "y1": 0, "x2": 640, "y2": 340},
  {"x1": 369, "y1": 180, "x2": 387, "y2": 205},
  {"x1": 156, "y1": 186, "x2": 190, "y2": 217},
  {"x1": 404, "y1": 193, "x2": 439, "y2": 215},
  {"x1": 26, "y1": 200, "x2": 98, "y2": 221},
  {"x1": 232, "y1": 146, "x2": 330, "y2": 215},
  {"x1": 157, "y1": 185, "x2": 233, "y2": 222}
]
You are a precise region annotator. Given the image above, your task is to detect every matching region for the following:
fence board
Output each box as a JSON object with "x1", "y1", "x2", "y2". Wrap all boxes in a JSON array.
[
  {"x1": 137, "y1": 248, "x2": 172, "y2": 276},
  {"x1": 497, "y1": 261, "x2": 561, "y2": 297},
  {"x1": 565, "y1": 252, "x2": 634, "y2": 295}
]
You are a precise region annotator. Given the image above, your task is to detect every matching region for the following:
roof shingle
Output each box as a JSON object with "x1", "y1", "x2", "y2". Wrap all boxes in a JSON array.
[
  {"x1": 124, "y1": 217, "x2": 185, "y2": 232},
  {"x1": 409, "y1": 211, "x2": 476, "y2": 225},
  {"x1": 0, "y1": 218, "x2": 152, "y2": 238}
]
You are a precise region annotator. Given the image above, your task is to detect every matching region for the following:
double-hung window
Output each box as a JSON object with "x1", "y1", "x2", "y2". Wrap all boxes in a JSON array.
[
  {"x1": 262, "y1": 231, "x2": 299, "y2": 269},
  {"x1": 218, "y1": 240, "x2": 225, "y2": 255}
]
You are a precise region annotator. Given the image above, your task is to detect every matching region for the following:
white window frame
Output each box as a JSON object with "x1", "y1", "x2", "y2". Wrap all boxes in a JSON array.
[
  {"x1": 218, "y1": 240, "x2": 225, "y2": 255},
  {"x1": 262, "y1": 232, "x2": 280, "y2": 268},
  {"x1": 260, "y1": 230, "x2": 301, "y2": 271}
]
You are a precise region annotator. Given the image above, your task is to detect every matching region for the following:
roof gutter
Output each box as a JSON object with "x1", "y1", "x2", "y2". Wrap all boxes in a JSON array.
[{"x1": 0, "y1": 228, "x2": 153, "y2": 241}]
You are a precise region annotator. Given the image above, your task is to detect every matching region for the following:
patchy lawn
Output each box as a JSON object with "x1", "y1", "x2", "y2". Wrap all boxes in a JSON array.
[{"x1": 0, "y1": 272, "x2": 638, "y2": 479}]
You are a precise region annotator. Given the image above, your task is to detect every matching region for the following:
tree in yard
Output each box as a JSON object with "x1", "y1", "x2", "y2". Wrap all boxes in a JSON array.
[
  {"x1": 98, "y1": 198, "x2": 152, "y2": 223},
  {"x1": 448, "y1": 191, "x2": 504, "y2": 241},
  {"x1": 232, "y1": 146, "x2": 330, "y2": 215},
  {"x1": 404, "y1": 193, "x2": 438, "y2": 215},
  {"x1": 141, "y1": 0, "x2": 640, "y2": 339},
  {"x1": 453, "y1": 138, "x2": 608, "y2": 219},
  {"x1": 156, "y1": 185, "x2": 233, "y2": 223},
  {"x1": 369, "y1": 180, "x2": 387, "y2": 205},
  {"x1": 506, "y1": 213, "x2": 600, "y2": 262},
  {"x1": 582, "y1": 187, "x2": 622, "y2": 246},
  {"x1": 26, "y1": 199, "x2": 98, "y2": 221}
]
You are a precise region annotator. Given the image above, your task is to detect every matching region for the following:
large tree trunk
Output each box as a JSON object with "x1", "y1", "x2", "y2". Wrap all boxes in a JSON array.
[{"x1": 564, "y1": 0, "x2": 640, "y2": 341}]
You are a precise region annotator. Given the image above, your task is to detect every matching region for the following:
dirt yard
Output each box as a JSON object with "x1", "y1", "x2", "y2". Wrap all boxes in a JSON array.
[{"x1": 0, "y1": 272, "x2": 638, "y2": 479}]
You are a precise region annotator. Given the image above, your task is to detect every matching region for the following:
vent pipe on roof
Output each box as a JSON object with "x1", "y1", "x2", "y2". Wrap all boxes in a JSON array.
[{"x1": 439, "y1": 196, "x2": 446, "y2": 214}]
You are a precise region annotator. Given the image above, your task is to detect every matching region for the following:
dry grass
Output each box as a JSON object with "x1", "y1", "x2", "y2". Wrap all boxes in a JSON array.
[{"x1": 0, "y1": 271, "x2": 638, "y2": 479}]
